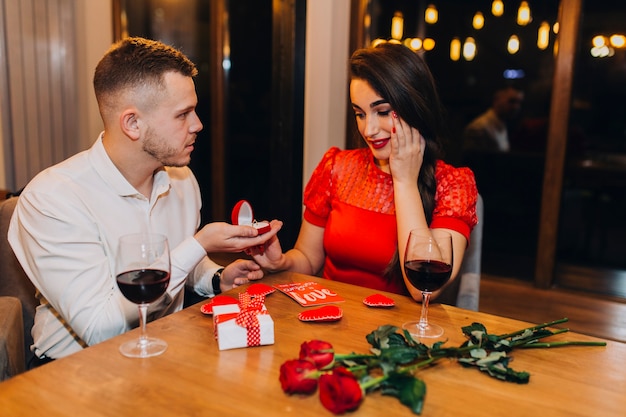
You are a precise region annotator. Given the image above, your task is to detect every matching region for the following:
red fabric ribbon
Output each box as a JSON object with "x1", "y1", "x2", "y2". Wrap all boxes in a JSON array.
[{"x1": 235, "y1": 292, "x2": 267, "y2": 346}]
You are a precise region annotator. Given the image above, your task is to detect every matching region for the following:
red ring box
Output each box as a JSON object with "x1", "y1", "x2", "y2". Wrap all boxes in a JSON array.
[{"x1": 231, "y1": 200, "x2": 271, "y2": 234}]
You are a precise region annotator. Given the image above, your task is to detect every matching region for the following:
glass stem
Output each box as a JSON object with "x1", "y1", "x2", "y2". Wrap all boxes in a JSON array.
[
  {"x1": 419, "y1": 291, "x2": 431, "y2": 329},
  {"x1": 137, "y1": 303, "x2": 149, "y2": 351}
]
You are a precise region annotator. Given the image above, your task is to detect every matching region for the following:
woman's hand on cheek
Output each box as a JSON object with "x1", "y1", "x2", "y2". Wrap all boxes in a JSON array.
[{"x1": 390, "y1": 113, "x2": 424, "y2": 183}]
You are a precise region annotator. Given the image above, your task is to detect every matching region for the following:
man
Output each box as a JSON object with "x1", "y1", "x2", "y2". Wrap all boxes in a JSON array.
[
  {"x1": 463, "y1": 85, "x2": 524, "y2": 153},
  {"x1": 8, "y1": 37, "x2": 282, "y2": 362}
]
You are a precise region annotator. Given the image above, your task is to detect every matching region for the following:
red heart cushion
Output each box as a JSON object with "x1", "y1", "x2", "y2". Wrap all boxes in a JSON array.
[
  {"x1": 363, "y1": 293, "x2": 395, "y2": 307},
  {"x1": 298, "y1": 305, "x2": 343, "y2": 322},
  {"x1": 246, "y1": 283, "x2": 276, "y2": 297},
  {"x1": 200, "y1": 294, "x2": 238, "y2": 315}
]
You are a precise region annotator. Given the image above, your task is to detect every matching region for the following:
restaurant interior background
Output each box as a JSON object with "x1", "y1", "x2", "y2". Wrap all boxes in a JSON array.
[
  {"x1": 353, "y1": 0, "x2": 626, "y2": 299},
  {"x1": 117, "y1": 0, "x2": 625, "y2": 300},
  {"x1": 2, "y1": 0, "x2": 624, "y2": 300}
]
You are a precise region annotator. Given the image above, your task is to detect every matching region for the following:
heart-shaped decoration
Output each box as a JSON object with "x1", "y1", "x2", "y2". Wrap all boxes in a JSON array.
[
  {"x1": 363, "y1": 293, "x2": 395, "y2": 307},
  {"x1": 200, "y1": 294, "x2": 238, "y2": 315},
  {"x1": 298, "y1": 305, "x2": 343, "y2": 322},
  {"x1": 246, "y1": 283, "x2": 276, "y2": 297}
]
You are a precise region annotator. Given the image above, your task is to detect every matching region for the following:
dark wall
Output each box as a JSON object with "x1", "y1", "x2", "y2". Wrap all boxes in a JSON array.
[{"x1": 120, "y1": 0, "x2": 305, "y2": 248}]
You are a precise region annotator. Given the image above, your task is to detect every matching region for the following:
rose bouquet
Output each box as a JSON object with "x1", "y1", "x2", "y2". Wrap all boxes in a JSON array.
[{"x1": 279, "y1": 318, "x2": 606, "y2": 415}]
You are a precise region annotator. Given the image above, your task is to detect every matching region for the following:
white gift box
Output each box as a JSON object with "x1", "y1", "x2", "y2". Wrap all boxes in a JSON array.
[{"x1": 212, "y1": 303, "x2": 274, "y2": 350}]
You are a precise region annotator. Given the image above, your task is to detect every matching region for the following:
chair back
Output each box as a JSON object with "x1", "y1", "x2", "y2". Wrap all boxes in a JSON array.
[
  {"x1": 456, "y1": 193, "x2": 484, "y2": 311},
  {"x1": 0, "y1": 197, "x2": 38, "y2": 369}
]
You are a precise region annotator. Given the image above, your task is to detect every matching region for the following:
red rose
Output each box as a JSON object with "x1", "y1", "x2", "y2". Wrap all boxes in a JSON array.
[
  {"x1": 299, "y1": 340, "x2": 335, "y2": 369},
  {"x1": 318, "y1": 367, "x2": 363, "y2": 414},
  {"x1": 279, "y1": 359, "x2": 319, "y2": 394}
]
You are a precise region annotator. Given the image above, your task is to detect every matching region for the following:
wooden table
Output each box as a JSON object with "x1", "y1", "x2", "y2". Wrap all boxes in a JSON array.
[{"x1": 0, "y1": 272, "x2": 624, "y2": 416}]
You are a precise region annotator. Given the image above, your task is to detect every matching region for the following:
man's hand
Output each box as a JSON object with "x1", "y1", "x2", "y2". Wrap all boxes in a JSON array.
[
  {"x1": 195, "y1": 219, "x2": 283, "y2": 253},
  {"x1": 220, "y1": 259, "x2": 264, "y2": 290}
]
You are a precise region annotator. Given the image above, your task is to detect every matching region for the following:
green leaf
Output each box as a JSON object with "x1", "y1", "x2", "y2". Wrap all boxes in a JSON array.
[
  {"x1": 379, "y1": 346, "x2": 424, "y2": 365},
  {"x1": 382, "y1": 373, "x2": 427, "y2": 415},
  {"x1": 431, "y1": 340, "x2": 447, "y2": 351},
  {"x1": 462, "y1": 322, "x2": 487, "y2": 338},
  {"x1": 475, "y1": 351, "x2": 507, "y2": 366},
  {"x1": 387, "y1": 332, "x2": 412, "y2": 347},
  {"x1": 469, "y1": 348, "x2": 487, "y2": 358},
  {"x1": 459, "y1": 352, "x2": 530, "y2": 383},
  {"x1": 366, "y1": 325, "x2": 400, "y2": 350},
  {"x1": 483, "y1": 362, "x2": 530, "y2": 383},
  {"x1": 510, "y1": 328, "x2": 555, "y2": 347}
]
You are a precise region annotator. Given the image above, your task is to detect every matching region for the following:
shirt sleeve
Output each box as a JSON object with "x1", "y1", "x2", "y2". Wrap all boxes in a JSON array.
[
  {"x1": 430, "y1": 161, "x2": 479, "y2": 243},
  {"x1": 186, "y1": 251, "x2": 224, "y2": 298},
  {"x1": 8, "y1": 189, "x2": 134, "y2": 346},
  {"x1": 303, "y1": 147, "x2": 341, "y2": 227},
  {"x1": 167, "y1": 236, "x2": 218, "y2": 297},
  {"x1": 8, "y1": 185, "x2": 213, "y2": 348}
]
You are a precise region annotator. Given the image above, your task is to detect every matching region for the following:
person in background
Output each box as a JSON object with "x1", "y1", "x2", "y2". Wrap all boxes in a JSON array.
[
  {"x1": 8, "y1": 37, "x2": 282, "y2": 363},
  {"x1": 463, "y1": 85, "x2": 524, "y2": 153},
  {"x1": 250, "y1": 43, "x2": 478, "y2": 304}
]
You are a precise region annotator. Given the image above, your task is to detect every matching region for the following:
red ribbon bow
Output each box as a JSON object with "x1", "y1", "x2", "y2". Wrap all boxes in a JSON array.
[{"x1": 235, "y1": 292, "x2": 267, "y2": 346}]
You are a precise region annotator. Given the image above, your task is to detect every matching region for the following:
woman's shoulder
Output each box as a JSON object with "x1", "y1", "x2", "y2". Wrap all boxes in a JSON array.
[
  {"x1": 330, "y1": 147, "x2": 370, "y2": 164},
  {"x1": 434, "y1": 160, "x2": 478, "y2": 199},
  {"x1": 317, "y1": 146, "x2": 370, "y2": 169},
  {"x1": 435, "y1": 160, "x2": 476, "y2": 181}
]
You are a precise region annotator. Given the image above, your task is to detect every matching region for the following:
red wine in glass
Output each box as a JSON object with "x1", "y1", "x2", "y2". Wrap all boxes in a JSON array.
[
  {"x1": 116, "y1": 233, "x2": 171, "y2": 358},
  {"x1": 402, "y1": 229, "x2": 453, "y2": 339},
  {"x1": 116, "y1": 269, "x2": 170, "y2": 304},
  {"x1": 404, "y1": 260, "x2": 452, "y2": 293}
]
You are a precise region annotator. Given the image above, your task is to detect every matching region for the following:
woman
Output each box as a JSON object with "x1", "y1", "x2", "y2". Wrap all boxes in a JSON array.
[{"x1": 253, "y1": 43, "x2": 477, "y2": 303}]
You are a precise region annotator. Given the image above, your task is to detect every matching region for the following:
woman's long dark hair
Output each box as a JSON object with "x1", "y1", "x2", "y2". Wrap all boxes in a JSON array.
[{"x1": 349, "y1": 43, "x2": 449, "y2": 284}]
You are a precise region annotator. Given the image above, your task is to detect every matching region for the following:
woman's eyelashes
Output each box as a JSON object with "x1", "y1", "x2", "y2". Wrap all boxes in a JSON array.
[
  {"x1": 352, "y1": 106, "x2": 392, "y2": 119},
  {"x1": 372, "y1": 104, "x2": 393, "y2": 117}
]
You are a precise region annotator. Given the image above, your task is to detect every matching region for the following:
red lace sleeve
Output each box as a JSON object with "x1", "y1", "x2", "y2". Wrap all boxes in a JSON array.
[
  {"x1": 431, "y1": 161, "x2": 478, "y2": 242},
  {"x1": 303, "y1": 147, "x2": 342, "y2": 227}
]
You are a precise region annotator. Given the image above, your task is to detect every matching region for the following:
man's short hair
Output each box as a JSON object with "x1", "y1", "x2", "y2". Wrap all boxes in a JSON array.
[{"x1": 93, "y1": 37, "x2": 197, "y2": 107}]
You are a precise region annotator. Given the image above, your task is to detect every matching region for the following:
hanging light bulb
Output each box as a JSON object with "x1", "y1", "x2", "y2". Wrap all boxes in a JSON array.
[
  {"x1": 553, "y1": 39, "x2": 559, "y2": 56},
  {"x1": 610, "y1": 34, "x2": 626, "y2": 48},
  {"x1": 537, "y1": 21, "x2": 550, "y2": 50},
  {"x1": 371, "y1": 38, "x2": 387, "y2": 47},
  {"x1": 473, "y1": 12, "x2": 485, "y2": 30},
  {"x1": 423, "y1": 38, "x2": 436, "y2": 51},
  {"x1": 391, "y1": 12, "x2": 404, "y2": 40},
  {"x1": 363, "y1": 13, "x2": 371, "y2": 31},
  {"x1": 592, "y1": 35, "x2": 606, "y2": 48},
  {"x1": 425, "y1": 4, "x2": 438, "y2": 24},
  {"x1": 492, "y1": 0, "x2": 504, "y2": 17},
  {"x1": 463, "y1": 37, "x2": 477, "y2": 61},
  {"x1": 508, "y1": 34, "x2": 520, "y2": 54},
  {"x1": 517, "y1": 1, "x2": 531, "y2": 26},
  {"x1": 450, "y1": 38, "x2": 461, "y2": 61},
  {"x1": 404, "y1": 38, "x2": 423, "y2": 51}
]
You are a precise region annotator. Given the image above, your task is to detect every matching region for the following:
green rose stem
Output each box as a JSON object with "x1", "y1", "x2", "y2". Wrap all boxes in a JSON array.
[
  {"x1": 494, "y1": 318, "x2": 607, "y2": 348},
  {"x1": 334, "y1": 353, "x2": 377, "y2": 361},
  {"x1": 356, "y1": 353, "x2": 455, "y2": 393},
  {"x1": 496, "y1": 318, "x2": 569, "y2": 339},
  {"x1": 520, "y1": 340, "x2": 607, "y2": 348}
]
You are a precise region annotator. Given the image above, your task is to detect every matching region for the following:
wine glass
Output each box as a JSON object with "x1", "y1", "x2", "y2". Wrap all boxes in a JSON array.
[
  {"x1": 115, "y1": 233, "x2": 171, "y2": 358},
  {"x1": 402, "y1": 228, "x2": 453, "y2": 339}
]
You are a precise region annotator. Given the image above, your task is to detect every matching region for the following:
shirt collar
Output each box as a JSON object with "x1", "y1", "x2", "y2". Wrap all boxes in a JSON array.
[{"x1": 88, "y1": 133, "x2": 171, "y2": 199}]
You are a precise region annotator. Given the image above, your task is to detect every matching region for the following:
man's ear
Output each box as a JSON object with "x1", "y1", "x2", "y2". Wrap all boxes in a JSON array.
[{"x1": 120, "y1": 109, "x2": 141, "y2": 140}]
